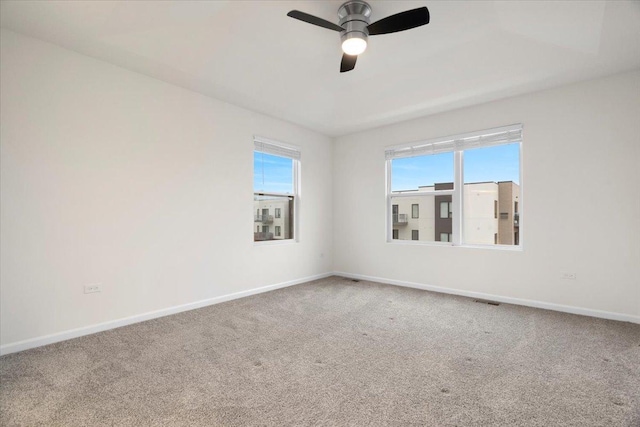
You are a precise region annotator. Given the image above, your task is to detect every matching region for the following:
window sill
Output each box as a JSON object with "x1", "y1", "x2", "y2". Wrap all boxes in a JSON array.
[
  {"x1": 254, "y1": 239, "x2": 298, "y2": 246},
  {"x1": 387, "y1": 240, "x2": 522, "y2": 251}
]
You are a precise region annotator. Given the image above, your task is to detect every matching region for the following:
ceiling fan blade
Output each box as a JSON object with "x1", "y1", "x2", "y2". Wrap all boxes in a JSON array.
[
  {"x1": 340, "y1": 54, "x2": 357, "y2": 73},
  {"x1": 367, "y1": 7, "x2": 430, "y2": 35},
  {"x1": 287, "y1": 10, "x2": 344, "y2": 32}
]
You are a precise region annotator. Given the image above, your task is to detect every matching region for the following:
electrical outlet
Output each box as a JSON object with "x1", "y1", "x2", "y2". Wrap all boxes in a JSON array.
[
  {"x1": 84, "y1": 284, "x2": 102, "y2": 294},
  {"x1": 561, "y1": 272, "x2": 576, "y2": 280}
]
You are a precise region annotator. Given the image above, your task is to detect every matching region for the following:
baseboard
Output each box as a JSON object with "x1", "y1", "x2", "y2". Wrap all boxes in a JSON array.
[
  {"x1": 334, "y1": 271, "x2": 640, "y2": 324},
  {"x1": 0, "y1": 272, "x2": 333, "y2": 356}
]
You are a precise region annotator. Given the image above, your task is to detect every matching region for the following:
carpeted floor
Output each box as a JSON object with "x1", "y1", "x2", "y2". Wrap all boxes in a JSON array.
[{"x1": 1, "y1": 276, "x2": 639, "y2": 426}]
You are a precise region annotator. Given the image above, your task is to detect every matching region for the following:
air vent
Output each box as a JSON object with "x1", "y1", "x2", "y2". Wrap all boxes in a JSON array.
[{"x1": 475, "y1": 299, "x2": 500, "y2": 306}]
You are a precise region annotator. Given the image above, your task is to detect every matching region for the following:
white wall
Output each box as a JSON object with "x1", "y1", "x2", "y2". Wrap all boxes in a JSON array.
[
  {"x1": 0, "y1": 29, "x2": 333, "y2": 349},
  {"x1": 334, "y1": 69, "x2": 640, "y2": 319}
]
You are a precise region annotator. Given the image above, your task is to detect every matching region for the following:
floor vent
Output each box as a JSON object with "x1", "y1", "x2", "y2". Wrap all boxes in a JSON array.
[{"x1": 475, "y1": 299, "x2": 500, "y2": 306}]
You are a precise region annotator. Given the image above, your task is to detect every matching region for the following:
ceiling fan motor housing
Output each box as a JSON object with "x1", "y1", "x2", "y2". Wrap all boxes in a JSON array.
[{"x1": 338, "y1": 0, "x2": 372, "y2": 48}]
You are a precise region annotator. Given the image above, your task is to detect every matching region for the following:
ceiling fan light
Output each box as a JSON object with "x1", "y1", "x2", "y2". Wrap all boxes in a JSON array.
[{"x1": 342, "y1": 37, "x2": 367, "y2": 55}]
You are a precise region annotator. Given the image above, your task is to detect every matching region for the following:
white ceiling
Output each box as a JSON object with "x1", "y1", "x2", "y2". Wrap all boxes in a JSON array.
[{"x1": 2, "y1": 1, "x2": 640, "y2": 137}]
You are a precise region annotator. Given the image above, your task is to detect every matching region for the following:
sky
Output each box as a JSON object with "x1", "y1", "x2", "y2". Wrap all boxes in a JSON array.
[
  {"x1": 253, "y1": 151, "x2": 293, "y2": 194},
  {"x1": 254, "y1": 143, "x2": 520, "y2": 194},
  {"x1": 391, "y1": 143, "x2": 520, "y2": 192}
]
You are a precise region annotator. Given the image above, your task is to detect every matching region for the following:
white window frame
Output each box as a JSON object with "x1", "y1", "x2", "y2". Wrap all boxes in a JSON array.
[
  {"x1": 385, "y1": 124, "x2": 523, "y2": 250},
  {"x1": 253, "y1": 136, "x2": 300, "y2": 245}
]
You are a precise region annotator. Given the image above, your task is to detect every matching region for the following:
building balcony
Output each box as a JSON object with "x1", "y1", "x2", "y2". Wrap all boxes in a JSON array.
[
  {"x1": 254, "y1": 232, "x2": 274, "y2": 241},
  {"x1": 254, "y1": 215, "x2": 274, "y2": 224},
  {"x1": 393, "y1": 214, "x2": 408, "y2": 226}
]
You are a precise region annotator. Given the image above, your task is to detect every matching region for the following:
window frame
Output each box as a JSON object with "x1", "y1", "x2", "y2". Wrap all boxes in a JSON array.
[
  {"x1": 385, "y1": 124, "x2": 523, "y2": 250},
  {"x1": 253, "y1": 136, "x2": 301, "y2": 245}
]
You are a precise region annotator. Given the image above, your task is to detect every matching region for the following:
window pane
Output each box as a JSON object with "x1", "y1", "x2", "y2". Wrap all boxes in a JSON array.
[
  {"x1": 412, "y1": 204, "x2": 419, "y2": 218},
  {"x1": 439, "y1": 201, "x2": 452, "y2": 219},
  {"x1": 390, "y1": 194, "x2": 452, "y2": 242},
  {"x1": 254, "y1": 152, "x2": 293, "y2": 194},
  {"x1": 254, "y1": 194, "x2": 293, "y2": 241},
  {"x1": 391, "y1": 152, "x2": 454, "y2": 192},
  {"x1": 463, "y1": 143, "x2": 520, "y2": 245}
]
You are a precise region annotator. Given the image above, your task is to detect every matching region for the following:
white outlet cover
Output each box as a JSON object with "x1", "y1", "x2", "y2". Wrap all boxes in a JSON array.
[{"x1": 84, "y1": 284, "x2": 102, "y2": 294}]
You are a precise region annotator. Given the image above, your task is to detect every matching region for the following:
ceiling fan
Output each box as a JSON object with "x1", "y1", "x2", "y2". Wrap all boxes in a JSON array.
[{"x1": 287, "y1": 1, "x2": 430, "y2": 73}]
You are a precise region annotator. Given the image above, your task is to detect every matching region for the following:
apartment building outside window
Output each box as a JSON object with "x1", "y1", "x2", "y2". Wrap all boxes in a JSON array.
[
  {"x1": 440, "y1": 201, "x2": 452, "y2": 219},
  {"x1": 254, "y1": 137, "x2": 300, "y2": 242},
  {"x1": 386, "y1": 124, "x2": 522, "y2": 248}
]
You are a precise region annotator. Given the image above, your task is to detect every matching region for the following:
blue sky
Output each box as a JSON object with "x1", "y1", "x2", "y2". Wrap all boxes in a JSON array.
[
  {"x1": 254, "y1": 152, "x2": 293, "y2": 194},
  {"x1": 391, "y1": 143, "x2": 520, "y2": 192},
  {"x1": 254, "y1": 143, "x2": 519, "y2": 194}
]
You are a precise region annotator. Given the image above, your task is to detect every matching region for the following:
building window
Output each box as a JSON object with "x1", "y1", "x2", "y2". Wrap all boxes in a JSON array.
[
  {"x1": 411, "y1": 204, "x2": 419, "y2": 218},
  {"x1": 254, "y1": 137, "x2": 300, "y2": 242},
  {"x1": 440, "y1": 233, "x2": 451, "y2": 242},
  {"x1": 392, "y1": 229, "x2": 399, "y2": 239},
  {"x1": 440, "y1": 201, "x2": 452, "y2": 219},
  {"x1": 386, "y1": 124, "x2": 522, "y2": 247},
  {"x1": 412, "y1": 230, "x2": 419, "y2": 240}
]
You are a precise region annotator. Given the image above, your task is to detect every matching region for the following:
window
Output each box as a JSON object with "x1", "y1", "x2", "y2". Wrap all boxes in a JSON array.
[
  {"x1": 254, "y1": 137, "x2": 300, "y2": 242},
  {"x1": 392, "y1": 229, "x2": 399, "y2": 239},
  {"x1": 411, "y1": 204, "x2": 419, "y2": 218},
  {"x1": 386, "y1": 124, "x2": 522, "y2": 247},
  {"x1": 440, "y1": 201, "x2": 452, "y2": 219}
]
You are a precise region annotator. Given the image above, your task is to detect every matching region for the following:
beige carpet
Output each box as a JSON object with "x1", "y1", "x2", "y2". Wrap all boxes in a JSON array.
[{"x1": 1, "y1": 276, "x2": 639, "y2": 426}]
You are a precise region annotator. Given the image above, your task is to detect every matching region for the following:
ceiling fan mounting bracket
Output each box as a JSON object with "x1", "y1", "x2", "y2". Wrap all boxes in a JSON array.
[{"x1": 338, "y1": 1, "x2": 372, "y2": 23}]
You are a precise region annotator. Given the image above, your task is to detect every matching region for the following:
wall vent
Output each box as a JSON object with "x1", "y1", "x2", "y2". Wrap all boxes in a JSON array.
[{"x1": 475, "y1": 299, "x2": 500, "y2": 306}]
